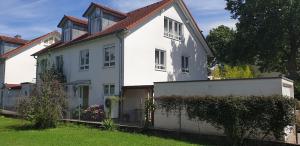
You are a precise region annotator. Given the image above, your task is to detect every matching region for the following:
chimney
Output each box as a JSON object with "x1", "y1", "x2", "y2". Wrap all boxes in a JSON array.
[{"x1": 14, "y1": 35, "x2": 21, "y2": 39}]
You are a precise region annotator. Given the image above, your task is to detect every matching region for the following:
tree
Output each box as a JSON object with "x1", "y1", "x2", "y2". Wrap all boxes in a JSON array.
[
  {"x1": 18, "y1": 67, "x2": 67, "y2": 128},
  {"x1": 212, "y1": 64, "x2": 255, "y2": 79},
  {"x1": 225, "y1": 0, "x2": 300, "y2": 81},
  {"x1": 206, "y1": 25, "x2": 236, "y2": 64}
]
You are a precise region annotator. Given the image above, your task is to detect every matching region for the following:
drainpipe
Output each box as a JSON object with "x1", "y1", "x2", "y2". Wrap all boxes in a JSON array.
[{"x1": 116, "y1": 29, "x2": 128, "y2": 120}]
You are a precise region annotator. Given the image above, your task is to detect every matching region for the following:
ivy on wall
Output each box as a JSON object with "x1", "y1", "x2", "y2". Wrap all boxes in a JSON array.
[{"x1": 156, "y1": 95, "x2": 295, "y2": 146}]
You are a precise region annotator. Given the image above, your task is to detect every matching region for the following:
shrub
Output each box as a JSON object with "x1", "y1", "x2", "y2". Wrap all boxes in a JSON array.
[
  {"x1": 103, "y1": 118, "x2": 116, "y2": 131},
  {"x1": 81, "y1": 105, "x2": 105, "y2": 122},
  {"x1": 18, "y1": 68, "x2": 67, "y2": 129},
  {"x1": 157, "y1": 95, "x2": 295, "y2": 146}
]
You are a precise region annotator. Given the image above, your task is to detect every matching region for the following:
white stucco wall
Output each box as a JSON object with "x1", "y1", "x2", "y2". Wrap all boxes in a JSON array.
[
  {"x1": 4, "y1": 34, "x2": 59, "y2": 84},
  {"x1": 153, "y1": 77, "x2": 295, "y2": 143},
  {"x1": 154, "y1": 78, "x2": 294, "y2": 97},
  {"x1": 123, "y1": 3, "x2": 208, "y2": 86},
  {"x1": 37, "y1": 35, "x2": 121, "y2": 115}
]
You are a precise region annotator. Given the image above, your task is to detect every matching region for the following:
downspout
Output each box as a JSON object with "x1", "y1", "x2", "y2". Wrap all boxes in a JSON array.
[{"x1": 116, "y1": 29, "x2": 127, "y2": 120}]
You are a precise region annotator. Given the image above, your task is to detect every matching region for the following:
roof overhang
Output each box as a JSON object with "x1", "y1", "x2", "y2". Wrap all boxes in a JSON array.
[
  {"x1": 176, "y1": 0, "x2": 214, "y2": 57},
  {"x1": 83, "y1": 2, "x2": 127, "y2": 18}
]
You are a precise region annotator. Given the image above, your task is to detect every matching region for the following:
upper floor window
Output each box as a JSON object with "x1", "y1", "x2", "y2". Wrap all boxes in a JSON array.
[
  {"x1": 55, "y1": 55, "x2": 63, "y2": 73},
  {"x1": 104, "y1": 84, "x2": 115, "y2": 96},
  {"x1": 80, "y1": 50, "x2": 89, "y2": 70},
  {"x1": 104, "y1": 45, "x2": 115, "y2": 67},
  {"x1": 164, "y1": 17, "x2": 183, "y2": 40},
  {"x1": 155, "y1": 49, "x2": 166, "y2": 71},
  {"x1": 181, "y1": 56, "x2": 189, "y2": 73},
  {"x1": 40, "y1": 59, "x2": 48, "y2": 73},
  {"x1": 63, "y1": 27, "x2": 71, "y2": 42},
  {"x1": 89, "y1": 9, "x2": 101, "y2": 34}
]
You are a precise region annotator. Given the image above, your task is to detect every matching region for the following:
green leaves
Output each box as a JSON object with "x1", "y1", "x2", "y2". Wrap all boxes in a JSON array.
[
  {"x1": 212, "y1": 64, "x2": 255, "y2": 79},
  {"x1": 206, "y1": 25, "x2": 236, "y2": 64},
  {"x1": 225, "y1": 0, "x2": 300, "y2": 79},
  {"x1": 157, "y1": 95, "x2": 295, "y2": 146}
]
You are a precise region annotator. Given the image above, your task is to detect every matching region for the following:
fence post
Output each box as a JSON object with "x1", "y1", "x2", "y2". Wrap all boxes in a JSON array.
[{"x1": 79, "y1": 104, "x2": 81, "y2": 121}]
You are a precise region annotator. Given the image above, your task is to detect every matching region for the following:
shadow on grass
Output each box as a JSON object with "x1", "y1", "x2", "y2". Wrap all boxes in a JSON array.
[
  {"x1": 6, "y1": 123, "x2": 56, "y2": 131},
  {"x1": 117, "y1": 126, "x2": 222, "y2": 146}
]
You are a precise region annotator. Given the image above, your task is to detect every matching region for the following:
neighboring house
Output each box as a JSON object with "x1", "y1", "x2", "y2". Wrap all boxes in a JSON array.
[
  {"x1": 0, "y1": 35, "x2": 28, "y2": 55},
  {"x1": 0, "y1": 31, "x2": 60, "y2": 110},
  {"x1": 33, "y1": 0, "x2": 213, "y2": 120}
]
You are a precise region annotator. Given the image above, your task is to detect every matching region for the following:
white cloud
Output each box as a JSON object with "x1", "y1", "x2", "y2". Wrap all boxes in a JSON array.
[
  {"x1": 0, "y1": 0, "x2": 47, "y2": 19},
  {"x1": 199, "y1": 20, "x2": 237, "y2": 35},
  {"x1": 103, "y1": 0, "x2": 160, "y2": 12},
  {"x1": 0, "y1": 24, "x2": 55, "y2": 39}
]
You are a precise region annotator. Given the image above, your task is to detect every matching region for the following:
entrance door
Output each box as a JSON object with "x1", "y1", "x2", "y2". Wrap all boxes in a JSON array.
[{"x1": 80, "y1": 86, "x2": 89, "y2": 109}]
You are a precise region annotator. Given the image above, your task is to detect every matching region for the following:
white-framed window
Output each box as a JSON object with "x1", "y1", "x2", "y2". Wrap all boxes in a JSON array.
[
  {"x1": 181, "y1": 56, "x2": 189, "y2": 73},
  {"x1": 164, "y1": 17, "x2": 183, "y2": 40},
  {"x1": 155, "y1": 49, "x2": 166, "y2": 71},
  {"x1": 89, "y1": 9, "x2": 101, "y2": 34},
  {"x1": 104, "y1": 45, "x2": 115, "y2": 67},
  {"x1": 40, "y1": 59, "x2": 48, "y2": 73},
  {"x1": 104, "y1": 84, "x2": 115, "y2": 96},
  {"x1": 55, "y1": 55, "x2": 63, "y2": 72},
  {"x1": 80, "y1": 50, "x2": 89, "y2": 70},
  {"x1": 63, "y1": 28, "x2": 71, "y2": 42}
]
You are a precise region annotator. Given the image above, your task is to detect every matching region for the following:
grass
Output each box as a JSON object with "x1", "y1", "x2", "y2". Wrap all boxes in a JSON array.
[{"x1": 0, "y1": 116, "x2": 200, "y2": 146}]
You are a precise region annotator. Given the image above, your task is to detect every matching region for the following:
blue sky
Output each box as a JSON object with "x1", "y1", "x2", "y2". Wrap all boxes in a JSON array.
[{"x1": 0, "y1": 0, "x2": 237, "y2": 40}]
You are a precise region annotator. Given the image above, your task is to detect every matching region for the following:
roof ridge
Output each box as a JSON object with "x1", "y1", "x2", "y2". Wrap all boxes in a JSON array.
[
  {"x1": 0, "y1": 34, "x2": 28, "y2": 45},
  {"x1": 65, "y1": 15, "x2": 87, "y2": 21},
  {"x1": 127, "y1": 0, "x2": 165, "y2": 15}
]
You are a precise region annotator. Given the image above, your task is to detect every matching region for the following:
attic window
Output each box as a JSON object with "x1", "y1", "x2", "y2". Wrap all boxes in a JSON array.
[
  {"x1": 164, "y1": 17, "x2": 183, "y2": 40},
  {"x1": 89, "y1": 9, "x2": 101, "y2": 34}
]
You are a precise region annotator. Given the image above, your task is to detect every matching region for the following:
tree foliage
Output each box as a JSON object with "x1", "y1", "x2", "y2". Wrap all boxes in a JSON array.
[
  {"x1": 225, "y1": 0, "x2": 300, "y2": 80},
  {"x1": 212, "y1": 64, "x2": 255, "y2": 79},
  {"x1": 157, "y1": 96, "x2": 295, "y2": 146},
  {"x1": 18, "y1": 68, "x2": 67, "y2": 128},
  {"x1": 206, "y1": 25, "x2": 236, "y2": 64}
]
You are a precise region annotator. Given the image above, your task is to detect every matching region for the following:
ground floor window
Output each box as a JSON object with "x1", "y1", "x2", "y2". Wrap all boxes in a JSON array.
[{"x1": 104, "y1": 84, "x2": 115, "y2": 96}]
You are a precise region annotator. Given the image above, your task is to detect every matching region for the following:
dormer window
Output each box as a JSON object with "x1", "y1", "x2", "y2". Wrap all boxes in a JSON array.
[
  {"x1": 58, "y1": 16, "x2": 88, "y2": 42},
  {"x1": 63, "y1": 27, "x2": 71, "y2": 42},
  {"x1": 89, "y1": 8, "x2": 101, "y2": 34},
  {"x1": 83, "y1": 3, "x2": 126, "y2": 34}
]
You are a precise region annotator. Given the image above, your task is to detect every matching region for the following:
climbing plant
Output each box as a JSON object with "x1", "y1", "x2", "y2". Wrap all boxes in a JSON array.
[{"x1": 156, "y1": 95, "x2": 295, "y2": 146}]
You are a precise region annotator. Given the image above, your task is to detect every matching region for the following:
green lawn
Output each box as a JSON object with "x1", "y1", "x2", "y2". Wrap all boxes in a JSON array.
[{"x1": 0, "y1": 116, "x2": 199, "y2": 146}]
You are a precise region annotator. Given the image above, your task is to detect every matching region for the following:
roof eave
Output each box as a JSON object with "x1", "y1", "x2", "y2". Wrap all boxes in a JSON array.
[{"x1": 177, "y1": 0, "x2": 214, "y2": 57}]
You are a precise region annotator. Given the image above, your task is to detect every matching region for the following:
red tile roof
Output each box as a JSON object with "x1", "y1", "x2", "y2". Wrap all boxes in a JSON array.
[
  {"x1": 5, "y1": 84, "x2": 21, "y2": 90},
  {"x1": 1, "y1": 31, "x2": 60, "y2": 59},
  {"x1": 0, "y1": 35, "x2": 28, "y2": 45},
  {"x1": 33, "y1": 0, "x2": 180, "y2": 56},
  {"x1": 58, "y1": 15, "x2": 88, "y2": 28},
  {"x1": 83, "y1": 2, "x2": 127, "y2": 18}
]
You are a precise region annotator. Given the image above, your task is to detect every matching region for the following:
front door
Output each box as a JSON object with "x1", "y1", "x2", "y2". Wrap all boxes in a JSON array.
[{"x1": 80, "y1": 86, "x2": 89, "y2": 109}]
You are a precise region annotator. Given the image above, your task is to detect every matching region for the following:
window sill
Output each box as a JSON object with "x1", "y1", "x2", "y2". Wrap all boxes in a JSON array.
[
  {"x1": 155, "y1": 68, "x2": 167, "y2": 72},
  {"x1": 79, "y1": 69, "x2": 89, "y2": 72},
  {"x1": 103, "y1": 66, "x2": 115, "y2": 69},
  {"x1": 164, "y1": 34, "x2": 183, "y2": 41}
]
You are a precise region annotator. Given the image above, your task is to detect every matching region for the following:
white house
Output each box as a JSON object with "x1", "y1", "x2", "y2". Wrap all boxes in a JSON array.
[
  {"x1": 0, "y1": 31, "x2": 60, "y2": 110},
  {"x1": 33, "y1": 0, "x2": 213, "y2": 120}
]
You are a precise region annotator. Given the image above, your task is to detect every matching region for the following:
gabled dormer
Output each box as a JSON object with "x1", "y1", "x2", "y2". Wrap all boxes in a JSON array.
[
  {"x1": 83, "y1": 2, "x2": 126, "y2": 34},
  {"x1": 57, "y1": 15, "x2": 88, "y2": 42}
]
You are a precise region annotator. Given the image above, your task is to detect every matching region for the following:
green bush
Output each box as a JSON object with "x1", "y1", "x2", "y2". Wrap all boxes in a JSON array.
[
  {"x1": 102, "y1": 118, "x2": 116, "y2": 131},
  {"x1": 18, "y1": 68, "x2": 67, "y2": 129},
  {"x1": 157, "y1": 95, "x2": 295, "y2": 146}
]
